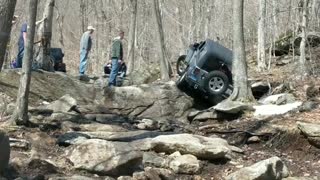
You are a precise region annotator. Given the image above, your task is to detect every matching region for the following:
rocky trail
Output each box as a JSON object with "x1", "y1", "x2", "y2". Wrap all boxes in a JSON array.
[{"x1": 1, "y1": 69, "x2": 320, "y2": 180}]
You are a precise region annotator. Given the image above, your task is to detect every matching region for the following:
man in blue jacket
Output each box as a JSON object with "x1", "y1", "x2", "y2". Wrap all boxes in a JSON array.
[
  {"x1": 79, "y1": 26, "x2": 95, "y2": 75},
  {"x1": 16, "y1": 22, "x2": 27, "y2": 68}
]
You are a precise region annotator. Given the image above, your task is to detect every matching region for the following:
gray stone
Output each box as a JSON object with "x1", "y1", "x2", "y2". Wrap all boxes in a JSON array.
[
  {"x1": 46, "y1": 94, "x2": 77, "y2": 113},
  {"x1": 247, "y1": 136, "x2": 261, "y2": 144},
  {"x1": 101, "y1": 81, "x2": 193, "y2": 119},
  {"x1": 193, "y1": 111, "x2": 218, "y2": 121},
  {"x1": 299, "y1": 101, "x2": 319, "y2": 112},
  {"x1": 142, "y1": 152, "x2": 168, "y2": 168},
  {"x1": 135, "y1": 119, "x2": 159, "y2": 130},
  {"x1": 0, "y1": 132, "x2": 10, "y2": 173},
  {"x1": 132, "y1": 172, "x2": 148, "y2": 180},
  {"x1": 57, "y1": 132, "x2": 90, "y2": 146},
  {"x1": 67, "y1": 139, "x2": 143, "y2": 176},
  {"x1": 151, "y1": 134, "x2": 243, "y2": 160},
  {"x1": 297, "y1": 121, "x2": 320, "y2": 137},
  {"x1": 169, "y1": 154, "x2": 200, "y2": 174},
  {"x1": 283, "y1": 177, "x2": 319, "y2": 180},
  {"x1": 297, "y1": 121, "x2": 320, "y2": 148},
  {"x1": 226, "y1": 156, "x2": 289, "y2": 180},
  {"x1": 214, "y1": 101, "x2": 252, "y2": 114},
  {"x1": 81, "y1": 131, "x2": 172, "y2": 142},
  {"x1": 259, "y1": 93, "x2": 295, "y2": 105}
]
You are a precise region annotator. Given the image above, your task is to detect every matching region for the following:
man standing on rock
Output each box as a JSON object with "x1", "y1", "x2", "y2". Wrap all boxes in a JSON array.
[
  {"x1": 108, "y1": 30, "x2": 124, "y2": 87},
  {"x1": 79, "y1": 26, "x2": 95, "y2": 75}
]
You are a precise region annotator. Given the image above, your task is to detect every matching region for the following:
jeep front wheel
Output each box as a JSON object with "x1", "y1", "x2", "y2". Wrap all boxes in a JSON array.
[{"x1": 204, "y1": 71, "x2": 229, "y2": 95}]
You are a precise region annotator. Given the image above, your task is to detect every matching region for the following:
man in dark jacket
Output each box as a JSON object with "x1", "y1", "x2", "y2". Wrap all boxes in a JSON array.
[
  {"x1": 108, "y1": 31, "x2": 124, "y2": 87},
  {"x1": 16, "y1": 22, "x2": 27, "y2": 68}
]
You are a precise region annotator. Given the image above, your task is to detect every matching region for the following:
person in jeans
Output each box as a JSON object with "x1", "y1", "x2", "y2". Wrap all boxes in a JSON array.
[
  {"x1": 16, "y1": 22, "x2": 27, "y2": 68},
  {"x1": 108, "y1": 31, "x2": 124, "y2": 87},
  {"x1": 79, "y1": 26, "x2": 95, "y2": 75}
]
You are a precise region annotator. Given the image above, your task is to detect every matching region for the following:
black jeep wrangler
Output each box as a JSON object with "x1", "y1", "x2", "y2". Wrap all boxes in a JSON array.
[{"x1": 176, "y1": 39, "x2": 233, "y2": 104}]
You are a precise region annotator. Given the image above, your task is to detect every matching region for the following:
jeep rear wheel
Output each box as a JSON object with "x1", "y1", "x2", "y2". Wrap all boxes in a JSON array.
[
  {"x1": 204, "y1": 71, "x2": 229, "y2": 95},
  {"x1": 176, "y1": 55, "x2": 187, "y2": 76}
]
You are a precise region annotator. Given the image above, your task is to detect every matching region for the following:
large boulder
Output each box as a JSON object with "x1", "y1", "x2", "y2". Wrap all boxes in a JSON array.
[
  {"x1": 45, "y1": 94, "x2": 77, "y2": 113},
  {"x1": 101, "y1": 81, "x2": 193, "y2": 119},
  {"x1": 226, "y1": 156, "x2": 289, "y2": 180},
  {"x1": 150, "y1": 134, "x2": 242, "y2": 160},
  {"x1": 0, "y1": 70, "x2": 95, "y2": 105},
  {"x1": 0, "y1": 132, "x2": 10, "y2": 173},
  {"x1": 67, "y1": 139, "x2": 143, "y2": 176},
  {"x1": 297, "y1": 121, "x2": 320, "y2": 148}
]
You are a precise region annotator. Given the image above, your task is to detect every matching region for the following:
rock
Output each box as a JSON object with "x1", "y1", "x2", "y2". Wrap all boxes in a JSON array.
[
  {"x1": 193, "y1": 111, "x2": 218, "y2": 121},
  {"x1": 135, "y1": 119, "x2": 159, "y2": 130},
  {"x1": 259, "y1": 93, "x2": 296, "y2": 105},
  {"x1": 67, "y1": 139, "x2": 143, "y2": 176},
  {"x1": 187, "y1": 110, "x2": 201, "y2": 121},
  {"x1": 299, "y1": 101, "x2": 319, "y2": 112},
  {"x1": 144, "y1": 167, "x2": 175, "y2": 180},
  {"x1": 247, "y1": 136, "x2": 261, "y2": 144},
  {"x1": 0, "y1": 70, "x2": 95, "y2": 105},
  {"x1": 226, "y1": 156, "x2": 289, "y2": 180},
  {"x1": 57, "y1": 132, "x2": 90, "y2": 146},
  {"x1": 48, "y1": 175, "x2": 114, "y2": 180},
  {"x1": 79, "y1": 123, "x2": 127, "y2": 132},
  {"x1": 214, "y1": 101, "x2": 252, "y2": 114},
  {"x1": 9, "y1": 138, "x2": 30, "y2": 150},
  {"x1": 169, "y1": 154, "x2": 200, "y2": 174},
  {"x1": 117, "y1": 176, "x2": 132, "y2": 180},
  {"x1": 50, "y1": 112, "x2": 83, "y2": 123},
  {"x1": 297, "y1": 121, "x2": 320, "y2": 137},
  {"x1": 81, "y1": 131, "x2": 173, "y2": 142},
  {"x1": 253, "y1": 102, "x2": 302, "y2": 117},
  {"x1": 151, "y1": 134, "x2": 243, "y2": 160},
  {"x1": 45, "y1": 94, "x2": 77, "y2": 113},
  {"x1": 304, "y1": 84, "x2": 320, "y2": 99},
  {"x1": 142, "y1": 152, "x2": 168, "y2": 168},
  {"x1": 283, "y1": 177, "x2": 319, "y2": 180},
  {"x1": 28, "y1": 159, "x2": 58, "y2": 175},
  {"x1": 101, "y1": 81, "x2": 193, "y2": 119},
  {"x1": 297, "y1": 121, "x2": 320, "y2": 148},
  {"x1": 132, "y1": 172, "x2": 148, "y2": 180},
  {"x1": 0, "y1": 132, "x2": 10, "y2": 173},
  {"x1": 95, "y1": 114, "x2": 127, "y2": 124}
]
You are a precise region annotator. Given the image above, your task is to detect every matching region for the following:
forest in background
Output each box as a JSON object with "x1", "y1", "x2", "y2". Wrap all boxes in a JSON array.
[{"x1": 5, "y1": 0, "x2": 320, "y2": 75}]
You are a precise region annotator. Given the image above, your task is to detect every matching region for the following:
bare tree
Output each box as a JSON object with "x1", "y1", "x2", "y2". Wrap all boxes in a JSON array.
[
  {"x1": 257, "y1": 0, "x2": 267, "y2": 71},
  {"x1": 35, "y1": 0, "x2": 55, "y2": 71},
  {"x1": 12, "y1": 0, "x2": 38, "y2": 126},
  {"x1": 299, "y1": 0, "x2": 310, "y2": 76},
  {"x1": 229, "y1": 0, "x2": 255, "y2": 102},
  {"x1": 0, "y1": 0, "x2": 17, "y2": 72},
  {"x1": 153, "y1": 0, "x2": 170, "y2": 80},
  {"x1": 127, "y1": 0, "x2": 138, "y2": 74}
]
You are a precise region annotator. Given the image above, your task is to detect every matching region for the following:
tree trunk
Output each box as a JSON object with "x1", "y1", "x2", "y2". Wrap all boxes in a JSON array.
[
  {"x1": 257, "y1": 0, "x2": 267, "y2": 71},
  {"x1": 204, "y1": 0, "x2": 214, "y2": 38},
  {"x1": 229, "y1": 0, "x2": 255, "y2": 102},
  {"x1": 272, "y1": 0, "x2": 279, "y2": 38},
  {"x1": 0, "y1": 0, "x2": 17, "y2": 72},
  {"x1": 299, "y1": 0, "x2": 310, "y2": 76},
  {"x1": 189, "y1": 0, "x2": 197, "y2": 43},
  {"x1": 36, "y1": 0, "x2": 55, "y2": 71},
  {"x1": 12, "y1": 0, "x2": 38, "y2": 126},
  {"x1": 153, "y1": 0, "x2": 170, "y2": 81},
  {"x1": 127, "y1": 0, "x2": 138, "y2": 74}
]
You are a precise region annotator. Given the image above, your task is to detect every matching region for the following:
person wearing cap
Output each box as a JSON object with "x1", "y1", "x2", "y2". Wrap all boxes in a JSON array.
[
  {"x1": 108, "y1": 30, "x2": 124, "y2": 87},
  {"x1": 79, "y1": 26, "x2": 95, "y2": 75}
]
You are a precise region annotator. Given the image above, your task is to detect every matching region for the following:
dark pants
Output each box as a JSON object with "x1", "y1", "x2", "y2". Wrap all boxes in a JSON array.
[
  {"x1": 16, "y1": 46, "x2": 24, "y2": 68},
  {"x1": 108, "y1": 58, "x2": 120, "y2": 87}
]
